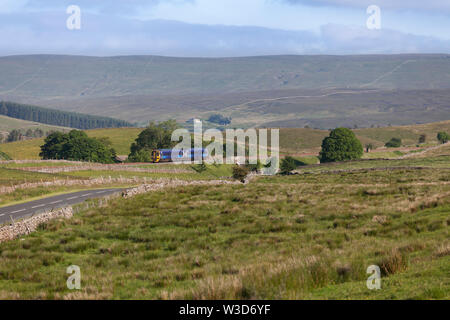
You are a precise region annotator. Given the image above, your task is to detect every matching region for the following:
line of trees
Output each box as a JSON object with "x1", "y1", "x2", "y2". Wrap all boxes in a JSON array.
[{"x1": 0, "y1": 101, "x2": 133, "y2": 130}]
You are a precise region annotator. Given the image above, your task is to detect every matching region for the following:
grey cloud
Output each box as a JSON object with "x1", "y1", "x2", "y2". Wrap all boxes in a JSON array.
[
  {"x1": 281, "y1": 0, "x2": 450, "y2": 12},
  {"x1": 21, "y1": 0, "x2": 194, "y2": 14},
  {"x1": 320, "y1": 24, "x2": 450, "y2": 54},
  {"x1": 0, "y1": 11, "x2": 448, "y2": 57}
]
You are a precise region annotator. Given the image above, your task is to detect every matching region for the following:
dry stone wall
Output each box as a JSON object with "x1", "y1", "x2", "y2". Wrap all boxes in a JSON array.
[{"x1": 0, "y1": 207, "x2": 73, "y2": 243}]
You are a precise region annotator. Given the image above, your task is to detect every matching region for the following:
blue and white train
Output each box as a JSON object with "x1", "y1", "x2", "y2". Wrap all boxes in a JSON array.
[{"x1": 151, "y1": 148, "x2": 209, "y2": 163}]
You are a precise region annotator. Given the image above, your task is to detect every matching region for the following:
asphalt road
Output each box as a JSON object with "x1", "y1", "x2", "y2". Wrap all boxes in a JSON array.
[{"x1": 0, "y1": 188, "x2": 124, "y2": 225}]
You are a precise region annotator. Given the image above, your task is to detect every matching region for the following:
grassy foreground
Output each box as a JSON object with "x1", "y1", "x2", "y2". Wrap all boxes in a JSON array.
[{"x1": 0, "y1": 157, "x2": 448, "y2": 299}]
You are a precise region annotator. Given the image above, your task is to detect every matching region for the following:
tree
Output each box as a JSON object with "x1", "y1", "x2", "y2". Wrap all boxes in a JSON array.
[
  {"x1": 437, "y1": 132, "x2": 450, "y2": 144},
  {"x1": 127, "y1": 149, "x2": 152, "y2": 163},
  {"x1": 39, "y1": 132, "x2": 68, "y2": 159},
  {"x1": 40, "y1": 130, "x2": 116, "y2": 163},
  {"x1": 25, "y1": 129, "x2": 34, "y2": 137},
  {"x1": 0, "y1": 102, "x2": 7, "y2": 115},
  {"x1": 7, "y1": 129, "x2": 23, "y2": 142},
  {"x1": 33, "y1": 128, "x2": 44, "y2": 138},
  {"x1": 280, "y1": 156, "x2": 297, "y2": 174},
  {"x1": 128, "y1": 120, "x2": 179, "y2": 162},
  {"x1": 385, "y1": 138, "x2": 402, "y2": 148},
  {"x1": 319, "y1": 128, "x2": 363, "y2": 163},
  {"x1": 419, "y1": 134, "x2": 427, "y2": 144},
  {"x1": 365, "y1": 143, "x2": 374, "y2": 153}
]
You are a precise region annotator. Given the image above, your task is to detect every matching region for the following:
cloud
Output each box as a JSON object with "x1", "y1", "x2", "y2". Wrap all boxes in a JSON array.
[
  {"x1": 19, "y1": 0, "x2": 194, "y2": 14},
  {"x1": 0, "y1": 0, "x2": 28, "y2": 13},
  {"x1": 282, "y1": 0, "x2": 450, "y2": 12},
  {"x1": 0, "y1": 11, "x2": 448, "y2": 57},
  {"x1": 320, "y1": 24, "x2": 450, "y2": 54}
]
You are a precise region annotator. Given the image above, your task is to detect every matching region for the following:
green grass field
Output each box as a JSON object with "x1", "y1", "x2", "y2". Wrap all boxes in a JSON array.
[
  {"x1": 0, "y1": 115, "x2": 69, "y2": 133},
  {"x1": 0, "y1": 155, "x2": 448, "y2": 299},
  {"x1": 85, "y1": 128, "x2": 143, "y2": 155},
  {"x1": 0, "y1": 168, "x2": 78, "y2": 186}
]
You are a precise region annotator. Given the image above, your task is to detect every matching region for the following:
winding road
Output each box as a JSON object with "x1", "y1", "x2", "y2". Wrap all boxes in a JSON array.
[{"x1": 0, "y1": 188, "x2": 124, "y2": 225}]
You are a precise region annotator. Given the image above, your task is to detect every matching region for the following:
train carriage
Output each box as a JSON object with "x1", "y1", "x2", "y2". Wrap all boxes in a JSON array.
[{"x1": 151, "y1": 148, "x2": 208, "y2": 163}]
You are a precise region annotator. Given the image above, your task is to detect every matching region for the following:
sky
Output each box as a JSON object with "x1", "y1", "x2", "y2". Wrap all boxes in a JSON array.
[{"x1": 0, "y1": 0, "x2": 449, "y2": 57}]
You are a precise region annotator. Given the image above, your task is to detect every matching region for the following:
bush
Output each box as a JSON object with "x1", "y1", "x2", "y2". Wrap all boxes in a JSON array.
[
  {"x1": 377, "y1": 249, "x2": 408, "y2": 277},
  {"x1": 246, "y1": 160, "x2": 263, "y2": 173},
  {"x1": 319, "y1": 128, "x2": 363, "y2": 163},
  {"x1": 192, "y1": 163, "x2": 207, "y2": 173},
  {"x1": 280, "y1": 156, "x2": 297, "y2": 174},
  {"x1": 127, "y1": 149, "x2": 152, "y2": 163},
  {"x1": 437, "y1": 132, "x2": 450, "y2": 144},
  {"x1": 365, "y1": 143, "x2": 374, "y2": 153},
  {"x1": 232, "y1": 165, "x2": 250, "y2": 182},
  {"x1": 418, "y1": 134, "x2": 426, "y2": 144},
  {"x1": 385, "y1": 138, "x2": 402, "y2": 148},
  {"x1": 207, "y1": 114, "x2": 231, "y2": 125}
]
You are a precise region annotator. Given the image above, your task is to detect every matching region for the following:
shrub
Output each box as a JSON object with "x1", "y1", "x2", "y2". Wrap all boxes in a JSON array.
[
  {"x1": 127, "y1": 149, "x2": 152, "y2": 163},
  {"x1": 280, "y1": 156, "x2": 297, "y2": 174},
  {"x1": 418, "y1": 134, "x2": 426, "y2": 144},
  {"x1": 437, "y1": 132, "x2": 450, "y2": 144},
  {"x1": 365, "y1": 143, "x2": 374, "y2": 153},
  {"x1": 232, "y1": 165, "x2": 250, "y2": 182},
  {"x1": 207, "y1": 114, "x2": 232, "y2": 125},
  {"x1": 246, "y1": 160, "x2": 263, "y2": 173},
  {"x1": 377, "y1": 249, "x2": 408, "y2": 276},
  {"x1": 192, "y1": 163, "x2": 207, "y2": 173},
  {"x1": 319, "y1": 128, "x2": 363, "y2": 163},
  {"x1": 385, "y1": 138, "x2": 402, "y2": 148}
]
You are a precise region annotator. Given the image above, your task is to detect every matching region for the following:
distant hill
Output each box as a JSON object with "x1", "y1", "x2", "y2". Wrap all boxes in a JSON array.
[
  {"x1": 1, "y1": 54, "x2": 450, "y2": 128},
  {"x1": 1, "y1": 54, "x2": 450, "y2": 97}
]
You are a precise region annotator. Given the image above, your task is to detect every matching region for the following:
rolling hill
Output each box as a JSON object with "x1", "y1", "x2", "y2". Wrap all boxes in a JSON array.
[
  {"x1": 2, "y1": 54, "x2": 450, "y2": 98},
  {"x1": 1, "y1": 121, "x2": 449, "y2": 160},
  {"x1": 1, "y1": 54, "x2": 450, "y2": 128},
  {"x1": 0, "y1": 115, "x2": 69, "y2": 133}
]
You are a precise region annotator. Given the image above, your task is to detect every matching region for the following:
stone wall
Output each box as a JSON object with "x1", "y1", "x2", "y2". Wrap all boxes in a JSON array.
[{"x1": 0, "y1": 207, "x2": 73, "y2": 243}]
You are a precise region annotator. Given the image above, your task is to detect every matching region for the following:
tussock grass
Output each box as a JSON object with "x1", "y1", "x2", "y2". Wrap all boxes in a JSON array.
[{"x1": 0, "y1": 157, "x2": 448, "y2": 299}]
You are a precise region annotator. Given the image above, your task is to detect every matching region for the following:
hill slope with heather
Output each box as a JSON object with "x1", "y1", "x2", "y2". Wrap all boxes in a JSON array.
[{"x1": 1, "y1": 54, "x2": 450, "y2": 127}]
